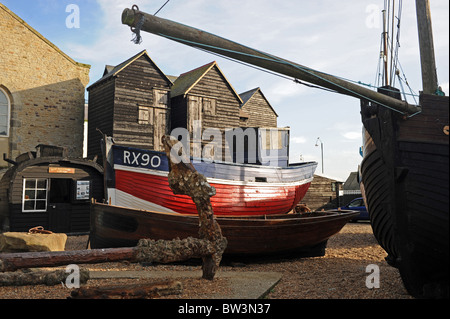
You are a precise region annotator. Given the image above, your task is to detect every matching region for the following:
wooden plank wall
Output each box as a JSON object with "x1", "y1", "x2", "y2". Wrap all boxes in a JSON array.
[
  {"x1": 87, "y1": 79, "x2": 115, "y2": 159},
  {"x1": 301, "y1": 175, "x2": 339, "y2": 211},
  {"x1": 241, "y1": 90, "x2": 277, "y2": 128},
  {"x1": 113, "y1": 55, "x2": 171, "y2": 150},
  {"x1": 397, "y1": 94, "x2": 449, "y2": 144},
  {"x1": 187, "y1": 65, "x2": 241, "y2": 129},
  {"x1": 172, "y1": 65, "x2": 241, "y2": 159}
]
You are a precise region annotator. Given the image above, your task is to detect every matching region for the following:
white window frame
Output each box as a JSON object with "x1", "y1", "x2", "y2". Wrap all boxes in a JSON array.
[
  {"x1": 138, "y1": 105, "x2": 152, "y2": 125},
  {"x1": 22, "y1": 178, "x2": 49, "y2": 213},
  {"x1": 0, "y1": 87, "x2": 11, "y2": 137}
]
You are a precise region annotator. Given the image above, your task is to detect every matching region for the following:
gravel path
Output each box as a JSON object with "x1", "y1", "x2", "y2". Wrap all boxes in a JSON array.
[{"x1": 0, "y1": 222, "x2": 413, "y2": 299}]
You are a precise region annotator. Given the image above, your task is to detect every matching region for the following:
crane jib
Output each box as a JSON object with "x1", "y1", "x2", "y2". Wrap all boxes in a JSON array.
[{"x1": 121, "y1": 7, "x2": 421, "y2": 115}]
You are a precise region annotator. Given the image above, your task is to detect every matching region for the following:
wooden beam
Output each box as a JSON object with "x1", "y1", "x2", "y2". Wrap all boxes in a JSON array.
[
  {"x1": 0, "y1": 237, "x2": 221, "y2": 272},
  {"x1": 122, "y1": 8, "x2": 421, "y2": 114},
  {"x1": 69, "y1": 280, "x2": 183, "y2": 299},
  {"x1": 416, "y1": 0, "x2": 439, "y2": 94}
]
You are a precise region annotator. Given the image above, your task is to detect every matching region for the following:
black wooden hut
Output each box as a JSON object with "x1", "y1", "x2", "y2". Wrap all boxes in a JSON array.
[
  {"x1": 86, "y1": 50, "x2": 173, "y2": 162},
  {"x1": 0, "y1": 145, "x2": 103, "y2": 233},
  {"x1": 170, "y1": 61, "x2": 242, "y2": 160}
]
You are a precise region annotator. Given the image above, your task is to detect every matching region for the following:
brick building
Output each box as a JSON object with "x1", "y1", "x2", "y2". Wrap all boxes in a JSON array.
[{"x1": 0, "y1": 3, "x2": 90, "y2": 170}]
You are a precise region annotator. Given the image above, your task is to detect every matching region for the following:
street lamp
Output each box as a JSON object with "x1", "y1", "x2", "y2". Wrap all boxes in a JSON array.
[{"x1": 315, "y1": 137, "x2": 324, "y2": 174}]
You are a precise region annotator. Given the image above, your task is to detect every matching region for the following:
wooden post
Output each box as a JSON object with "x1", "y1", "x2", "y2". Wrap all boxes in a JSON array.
[
  {"x1": 0, "y1": 247, "x2": 137, "y2": 272},
  {"x1": 0, "y1": 237, "x2": 221, "y2": 273},
  {"x1": 0, "y1": 268, "x2": 90, "y2": 287},
  {"x1": 416, "y1": 0, "x2": 439, "y2": 94},
  {"x1": 69, "y1": 280, "x2": 183, "y2": 299},
  {"x1": 121, "y1": 7, "x2": 421, "y2": 115}
]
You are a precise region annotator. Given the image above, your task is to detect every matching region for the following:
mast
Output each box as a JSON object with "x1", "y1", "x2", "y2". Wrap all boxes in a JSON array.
[
  {"x1": 382, "y1": 8, "x2": 389, "y2": 86},
  {"x1": 415, "y1": 0, "x2": 438, "y2": 94},
  {"x1": 122, "y1": 7, "x2": 421, "y2": 114}
]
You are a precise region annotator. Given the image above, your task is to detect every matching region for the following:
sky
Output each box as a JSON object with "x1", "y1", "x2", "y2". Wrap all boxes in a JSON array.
[{"x1": 2, "y1": 0, "x2": 449, "y2": 181}]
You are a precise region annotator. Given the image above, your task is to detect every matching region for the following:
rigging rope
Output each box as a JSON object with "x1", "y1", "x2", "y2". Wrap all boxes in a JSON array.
[
  {"x1": 127, "y1": 4, "x2": 418, "y2": 115},
  {"x1": 158, "y1": 33, "x2": 414, "y2": 115},
  {"x1": 130, "y1": 5, "x2": 145, "y2": 44},
  {"x1": 154, "y1": 0, "x2": 171, "y2": 16},
  {"x1": 374, "y1": 0, "x2": 418, "y2": 107},
  {"x1": 195, "y1": 46, "x2": 339, "y2": 94}
]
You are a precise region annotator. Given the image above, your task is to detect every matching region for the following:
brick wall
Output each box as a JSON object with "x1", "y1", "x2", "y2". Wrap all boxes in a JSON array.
[{"x1": 0, "y1": 4, "x2": 90, "y2": 166}]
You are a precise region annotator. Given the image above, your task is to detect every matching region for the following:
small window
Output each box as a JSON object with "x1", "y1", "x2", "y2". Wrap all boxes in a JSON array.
[
  {"x1": 262, "y1": 129, "x2": 283, "y2": 150},
  {"x1": 203, "y1": 98, "x2": 216, "y2": 115},
  {"x1": 0, "y1": 88, "x2": 10, "y2": 136},
  {"x1": 22, "y1": 179, "x2": 48, "y2": 212},
  {"x1": 154, "y1": 89, "x2": 169, "y2": 108},
  {"x1": 138, "y1": 106, "x2": 152, "y2": 125}
]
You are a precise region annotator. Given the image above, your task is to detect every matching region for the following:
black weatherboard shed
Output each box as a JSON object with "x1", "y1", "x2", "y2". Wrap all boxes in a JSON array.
[
  {"x1": 0, "y1": 145, "x2": 104, "y2": 233},
  {"x1": 86, "y1": 50, "x2": 173, "y2": 163}
]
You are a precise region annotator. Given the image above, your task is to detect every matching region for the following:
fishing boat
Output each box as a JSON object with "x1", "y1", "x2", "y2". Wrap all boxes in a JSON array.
[
  {"x1": 89, "y1": 202, "x2": 358, "y2": 256},
  {"x1": 121, "y1": 0, "x2": 448, "y2": 298},
  {"x1": 105, "y1": 141, "x2": 317, "y2": 216}
]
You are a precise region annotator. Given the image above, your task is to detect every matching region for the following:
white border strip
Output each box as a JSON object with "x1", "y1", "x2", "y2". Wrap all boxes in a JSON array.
[
  {"x1": 114, "y1": 164, "x2": 313, "y2": 187},
  {"x1": 112, "y1": 188, "x2": 178, "y2": 214}
]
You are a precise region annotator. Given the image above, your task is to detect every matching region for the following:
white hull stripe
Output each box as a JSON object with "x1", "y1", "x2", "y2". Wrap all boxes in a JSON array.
[
  {"x1": 114, "y1": 164, "x2": 313, "y2": 187},
  {"x1": 113, "y1": 189, "x2": 179, "y2": 214}
]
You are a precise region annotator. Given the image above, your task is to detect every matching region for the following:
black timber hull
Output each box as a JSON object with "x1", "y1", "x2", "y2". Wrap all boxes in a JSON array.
[{"x1": 360, "y1": 91, "x2": 449, "y2": 299}]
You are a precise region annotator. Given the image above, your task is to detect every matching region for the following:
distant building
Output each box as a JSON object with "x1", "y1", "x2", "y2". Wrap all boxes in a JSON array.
[
  {"x1": 301, "y1": 174, "x2": 343, "y2": 211},
  {"x1": 342, "y1": 171, "x2": 362, "y2": 205},
  {"x1": 0, "y1": 3, "x2": 90, "y2": 170}
]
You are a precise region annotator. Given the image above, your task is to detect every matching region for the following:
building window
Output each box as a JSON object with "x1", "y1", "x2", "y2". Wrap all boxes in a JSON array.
[
  {"x1": 262, "y1": 129, "x2": 283, "y2": 150},
  {"x1": 0, "y1": 88, "x2": 10, "y2": 136},
  {"x1": 138, "y1": 106, "x2": 152, "y2": 125},
  {"x1": 154, "y1": 89, "x2": 169, "y2": 109},
  {"x1": 22, "y1": 179, "x2": 48, "y2": 212},
  {"x1": 203, "y1": 98, "x2": 216, "y2": 115}
]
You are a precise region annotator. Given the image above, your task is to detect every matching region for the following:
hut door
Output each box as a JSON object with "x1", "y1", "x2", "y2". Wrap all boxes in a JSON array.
[
  {"x1": 188, "y1": 96, "x2": 202, "y2": 157},
  {"x1": 48, "y1": 179, "x2": 72, "y2": 233},
  {"x1": 153, "y1": 108, "x2": 168, "y2": 151}
]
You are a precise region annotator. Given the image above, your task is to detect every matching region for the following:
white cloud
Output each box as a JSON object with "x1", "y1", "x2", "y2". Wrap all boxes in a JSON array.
[
  {"x1": 342, "y1": 132, "x2": 361, "y2": 140},
  {"x1": 291, "y1": 136, "x2": 307, "y2": 144},
  {"x1": 440, "y1": 82, "x2": 449, "y2": 95}
]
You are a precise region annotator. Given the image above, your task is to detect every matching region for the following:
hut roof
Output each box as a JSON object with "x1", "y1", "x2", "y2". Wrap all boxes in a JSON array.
[
  {"x1": 87, "y1": 50, "x2": 173, "y2": 90},
  {"x1": 239, "y1": 87, "x2": 278, "y2": 117},
  {"x1": 343, "y1": 172, "x2": 360, "y2": 190},
  {"x1": 170, "y1": 61, "x2": 242, "y2": 103}
]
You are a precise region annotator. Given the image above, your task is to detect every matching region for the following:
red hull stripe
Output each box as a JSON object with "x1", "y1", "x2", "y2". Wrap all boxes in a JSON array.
[{"x1": 115, "y1": 169, "x2": 311, "y2": 215}]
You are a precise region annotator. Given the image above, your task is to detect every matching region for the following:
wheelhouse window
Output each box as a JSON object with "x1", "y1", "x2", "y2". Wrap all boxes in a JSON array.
[
  {"x1": 262, "y1": 129, "x2": 283, "y2": 150},
  {"x1": 22, "y1": 179, "x2": 48, "y2": 212},
  {"x1": 0, "y1": 88, "x2": 10, "y2": 136}
]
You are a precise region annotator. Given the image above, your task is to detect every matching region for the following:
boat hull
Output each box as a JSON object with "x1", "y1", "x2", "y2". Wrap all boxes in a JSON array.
[
  {"x1": 89, "y1": 202, "x2": 358, "y2": 256},
  {"x1": 360, "y1": 92, "x2": 449, "y2": 298},
  {"x1": 107, "y1": 145, "x2": 317, "y2": 216}
]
